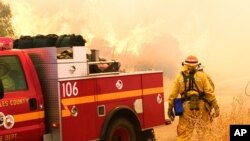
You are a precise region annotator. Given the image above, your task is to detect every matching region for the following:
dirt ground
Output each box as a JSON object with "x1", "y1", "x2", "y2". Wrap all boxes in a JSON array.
[{"x1": 153, "y1": 119, "x2": 178, "y2": 141}]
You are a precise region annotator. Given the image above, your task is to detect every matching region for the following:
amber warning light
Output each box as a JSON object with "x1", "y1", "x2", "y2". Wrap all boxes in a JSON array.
[{"x1": 0, "y1": 37, "x2": 13, "y2": 50}]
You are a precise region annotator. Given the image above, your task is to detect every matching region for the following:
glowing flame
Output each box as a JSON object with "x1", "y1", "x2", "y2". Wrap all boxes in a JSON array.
[{"x1": 4, "y1": 0, "x2": 199, "y2": 78}]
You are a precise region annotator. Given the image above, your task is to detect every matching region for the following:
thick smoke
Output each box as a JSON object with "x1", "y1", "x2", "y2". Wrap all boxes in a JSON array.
[
  {"x1": 87, "y1": 32, "x2": 182, "y2": 80},
  {"x1": 6, "y1": 0, "x2": 250, "y2": 103},
  {"x1": 9, "y1": 0, "x2": 184, "y2": 79}
]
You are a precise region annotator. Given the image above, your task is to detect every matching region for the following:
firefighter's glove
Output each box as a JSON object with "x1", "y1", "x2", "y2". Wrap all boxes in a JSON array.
[
  {"x1": 168, "y1": 105, "x2": 175, "y2": 121},
  {"x1": 211, "y1": 100, "x2": 220, "y2": 118},
  {"x1": 212, "y1": 106, "x2": 220, "y2": 118}
]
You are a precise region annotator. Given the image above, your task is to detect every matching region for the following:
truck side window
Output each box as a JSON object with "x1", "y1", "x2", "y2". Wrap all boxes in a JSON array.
[{"x1": 0, "y1": 56, "x2": 27, "y2": 92}]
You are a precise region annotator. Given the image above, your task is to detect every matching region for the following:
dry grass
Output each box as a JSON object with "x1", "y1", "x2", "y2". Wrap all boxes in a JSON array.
[
  {"x1": 191, "y1": 96, "x2": 250, "y2": 141},
  {"x1": 155, "y1": 96, "x2": 250, "y2": 141}
]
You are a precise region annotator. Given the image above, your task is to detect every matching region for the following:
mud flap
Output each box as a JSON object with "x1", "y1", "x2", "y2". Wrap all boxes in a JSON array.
[{"x1": 141, "y1": 128, "x2": 156, "y2": 141}]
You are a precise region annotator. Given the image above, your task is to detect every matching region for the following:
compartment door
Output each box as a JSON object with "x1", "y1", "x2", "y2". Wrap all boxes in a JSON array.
[
  {"x1": 142, "y1": 72, "x2": 165, "y2": 128},
  {"x1": 59, "y1": 79, "x2": 98, "y2": 141}
]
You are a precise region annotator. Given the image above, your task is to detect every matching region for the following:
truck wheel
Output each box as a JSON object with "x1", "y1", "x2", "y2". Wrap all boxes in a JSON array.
[{"x1": 105, "y1": 118, "x2": 137, "y2": 141}]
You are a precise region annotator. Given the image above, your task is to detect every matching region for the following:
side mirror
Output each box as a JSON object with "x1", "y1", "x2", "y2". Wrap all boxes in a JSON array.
[{"x1": 0, "y1": 80, "x2": 4, "y2": 99}]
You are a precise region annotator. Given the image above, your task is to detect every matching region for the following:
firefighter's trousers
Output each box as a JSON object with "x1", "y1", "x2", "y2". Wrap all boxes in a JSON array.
[{"x1": 176, "y1": 100, "x2": 212, "y2": 141}]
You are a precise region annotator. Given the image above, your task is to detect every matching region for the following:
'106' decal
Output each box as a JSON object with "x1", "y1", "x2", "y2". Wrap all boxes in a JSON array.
[{"x1": 61, "y1": 82, "x2": 79, "y2": 97}]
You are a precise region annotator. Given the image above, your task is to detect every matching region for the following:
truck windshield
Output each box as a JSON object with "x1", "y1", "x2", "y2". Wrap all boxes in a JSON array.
[{"x1": 0, "y1": 55, "x2": 27, "y2": 92}]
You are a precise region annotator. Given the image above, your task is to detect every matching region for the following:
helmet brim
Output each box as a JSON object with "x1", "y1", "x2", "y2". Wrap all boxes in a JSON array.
[{"x1": 183, "y1": 62, "x2": 199, "y2": 67}]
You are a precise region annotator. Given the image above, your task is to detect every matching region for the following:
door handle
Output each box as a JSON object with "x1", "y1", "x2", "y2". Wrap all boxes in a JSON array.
[{"x1": 29, "y1": 98, "x2": 37, "y2": 111}]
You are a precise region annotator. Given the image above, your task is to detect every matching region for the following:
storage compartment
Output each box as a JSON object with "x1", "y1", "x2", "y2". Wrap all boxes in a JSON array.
[
  {"x1": 57, "y1": 46, "x2": 87, "y2": 63},
  {"x1": 25, "y1": 46, "x2": 88, "y2": 79},
  {"x1": 57, "y1": 63, "x2": 88, "y2": 78}
]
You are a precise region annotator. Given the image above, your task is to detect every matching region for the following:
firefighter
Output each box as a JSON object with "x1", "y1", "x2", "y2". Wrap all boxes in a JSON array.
[
  {"x1": 0, "y1": 60, "x2": 15, "y2": 91},
  {"x1": 168, "y1": 55, "x2": 220, "y2": 141}
]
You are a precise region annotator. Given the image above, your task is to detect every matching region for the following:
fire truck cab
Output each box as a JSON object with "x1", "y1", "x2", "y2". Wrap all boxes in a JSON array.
[{"x1": 0, "y1": 36, "x2": 165, "y2": 141}]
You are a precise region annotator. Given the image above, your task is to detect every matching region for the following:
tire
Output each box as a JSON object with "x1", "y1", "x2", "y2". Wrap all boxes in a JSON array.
[{"x1": 105, "y1": 118, "x2": 137, "y2": 141}]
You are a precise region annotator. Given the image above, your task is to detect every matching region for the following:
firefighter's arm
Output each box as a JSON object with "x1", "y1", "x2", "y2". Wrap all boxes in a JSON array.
[
  {"x1": 202, "y1": 74, "x2": 220, "y2": 117},
  {"x1": 168, "y1": 74, "x2": 181, "y2": 107},
  {"x1": 167, "y1": 77, "x2": 180, "y2": 121},
  {"x1": 203, "y1": 74, "x2": 218, "y2": 105},
  {"x1": 206, "y1": 74, "x2": 215, "y2": 92}
]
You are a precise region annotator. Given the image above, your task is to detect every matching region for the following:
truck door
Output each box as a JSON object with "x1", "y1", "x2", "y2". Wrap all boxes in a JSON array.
[{"x1": 0, "y1": 54, "x2": 44, "y2": 141}]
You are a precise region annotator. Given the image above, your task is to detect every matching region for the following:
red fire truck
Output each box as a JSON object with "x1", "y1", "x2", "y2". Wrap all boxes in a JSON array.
[{"x1": 0, "y1": 36, "x2": 165, "y2": 141}]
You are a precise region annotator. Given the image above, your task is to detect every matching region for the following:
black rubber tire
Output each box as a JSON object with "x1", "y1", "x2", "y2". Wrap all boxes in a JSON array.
[{"x1": 105, "y1": 118, "x2": 137, "y2": 141}]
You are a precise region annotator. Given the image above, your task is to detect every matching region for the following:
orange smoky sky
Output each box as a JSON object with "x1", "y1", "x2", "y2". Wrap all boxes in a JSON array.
[{"x1": 3, "y1": 0, "x2": 250, "y2": 103}]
